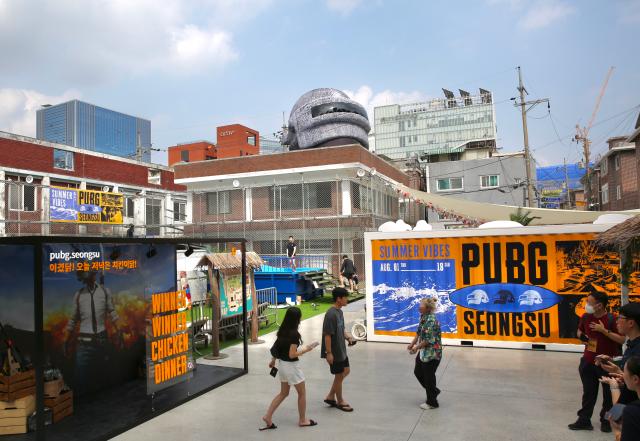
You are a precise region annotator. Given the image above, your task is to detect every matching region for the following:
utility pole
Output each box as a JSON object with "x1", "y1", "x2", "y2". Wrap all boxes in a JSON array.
[
  {"x1": 563, "y1": 158, "x2": 571, "y2": 208},
  {"x1": 574, "y1": 66, "x2": 615, "y2": 211},
  {"x1": 514, "y1": 66, "x2": 549, "y2": 207}
]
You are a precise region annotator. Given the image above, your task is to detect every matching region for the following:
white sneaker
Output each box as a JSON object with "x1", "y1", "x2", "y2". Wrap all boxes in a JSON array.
[{"x1": 419, "y1": 403, "x2": 437, "y2": 410}]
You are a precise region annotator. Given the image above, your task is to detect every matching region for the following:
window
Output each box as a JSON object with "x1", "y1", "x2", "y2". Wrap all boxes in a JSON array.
[
  {"x1": 207, "y1": 191, "x2": 231, "y2": 215},
  {"x1": 8, "y1": 180, "x2": 36, "y2": 211},
  {"x1": 53, "y1": 149, "x2": 74, "y2": 170},
  {"x1": 601, "y1": 159, "x2": 608, "y2": 176},
  {"x1": 275, "y1": 185, "x2": 303, "y2": 210},
  {"x1": 616, "y1": 185, "x2": 622, "y2": 201},
  {"x1": 247, "y1": 135, "x2": 256, "y2": 146},
  {"x1": 601, "y1": 183, "x2": 609, "y2": 205},
  {"x1": 615, "y1": 155, "x2": 621, "y2": 170},
  {"x1": 124, "y1": 197, "x2": 135, "y2": 218},
  {"x1": 351, "y1": 182, "x2": 362, "y2": 209},
  {"x1": 173, "y1": 201, "x2": 186, "y2": 221},
  {"x1": 436, "y1": 177, "x2": 463, "y2": 191},
  {"x1": 306, "y1": 182, "x2": 332, "y2": 209},
  {"x1": 145, "y1": 199, "x2": 161, "y2": 236},
  {"x1": 181, "y1": 150, "x2": 189, "y2": 162},
  {"x1": 148, "y1": 169, "x2": 161, "y2": 185},
  {"x1": 480, "y1": 175, "x2": 499, "y2": 188}
]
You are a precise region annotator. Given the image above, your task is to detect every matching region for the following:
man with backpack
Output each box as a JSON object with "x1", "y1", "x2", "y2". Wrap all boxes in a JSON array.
[{"x1": 569, "y1": 292, "x2": 625, "y2": 432}]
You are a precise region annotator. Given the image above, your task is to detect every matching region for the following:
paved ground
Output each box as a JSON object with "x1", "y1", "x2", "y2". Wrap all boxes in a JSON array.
[{"x1": 114, "y1": 301, "x2": 611, "y2": 441}]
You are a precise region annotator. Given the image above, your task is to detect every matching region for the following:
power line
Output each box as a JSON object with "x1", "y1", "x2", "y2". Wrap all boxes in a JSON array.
[
  {"x1": 532, "y1": 104, "x2": 640, "y2": 153},
  {"x1": 589, "y1": 110, "x2": 637, "y2": 157}
]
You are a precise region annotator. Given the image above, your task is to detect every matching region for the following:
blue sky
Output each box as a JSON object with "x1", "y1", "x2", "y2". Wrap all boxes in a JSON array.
[{"x1": 1, "y1": 0, "x2": 639, "y2": 166}]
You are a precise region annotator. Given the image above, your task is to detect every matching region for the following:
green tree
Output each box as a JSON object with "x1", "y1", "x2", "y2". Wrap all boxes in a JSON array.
[{"x1": 509, "y1": 208, "x2": 540, "y2": 226}]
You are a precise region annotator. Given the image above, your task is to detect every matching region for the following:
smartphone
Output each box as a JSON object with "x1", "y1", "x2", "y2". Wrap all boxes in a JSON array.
[
  {"x1": 269, "y1": 367, "x2": 278, "y2": 378},
  {"x1": 579, "y1": 333, "x2": 590, "y2": 342},
  {"x1": 605, "y1": 403, "x2": 625, "y2": 422},
  {"x1": 348, "y1": 340, "x2": 357, "y2": 347},
  {"x1": 612, "y1": 356, "x2": 624, "y2": 368}
]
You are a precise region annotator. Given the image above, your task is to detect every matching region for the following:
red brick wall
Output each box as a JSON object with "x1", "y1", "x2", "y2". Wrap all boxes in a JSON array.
[
  {"x1": 168, "y1": 142, "x2": 215, "y2": 166},
  {"x1": 636, "y1": 141, "x2": 640, "y2": 207},
  {"x1": 191, "y1": 189, "x2": 244, "y2": 222},
  {"x1": 0, "y1": 137, "x2": 185, "y2": 192},
  {"x1": 216, "y1": 124, "x2": 259, "y2": 158},
  {"x1": 600, "y1": 151, "x2": 639, "y2": 211},
  {"x1": 175, "y1": 144, "x2": 414, "y2": 187}
]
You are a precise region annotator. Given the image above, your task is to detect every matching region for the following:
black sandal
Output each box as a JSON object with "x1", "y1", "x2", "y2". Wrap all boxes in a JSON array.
[
  {"x1": 259, "y1": 423, "x2": 277, "y2": 431},
  {"x1": 300, "y1": 420, "x2": 318, "y2": 427},
  {"x1": 324, "y1": 399, "x2": 337, "y2": 407},
  {"x1": 336, "y1": 403, "x2": 354, "y2": 412}
]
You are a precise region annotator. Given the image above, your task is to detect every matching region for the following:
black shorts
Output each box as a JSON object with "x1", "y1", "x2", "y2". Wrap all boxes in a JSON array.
[
  {"x1": 342, "y1": 273, "x2": 354, "y2": 280},
  {"x1": 330, "y1": 356, "x2": 350, "y2": 375}
]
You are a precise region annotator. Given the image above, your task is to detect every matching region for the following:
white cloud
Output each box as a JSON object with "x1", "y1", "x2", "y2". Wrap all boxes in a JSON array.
[
  {"x1": 486, "y1": 0, "x2": 525, "y2": 8},
  {"x1": 0, "y1": 0, "x2": 272, "y2": 84},
  {"x1": 343, "y1": 85, "x2": 428, "y2": 122},
  {"x1": 169, "y1": 26, "x2": 238, "y2": 70},
  {"x1": 0, "y1": 88, "x2": 80, "y2": 137},
  {"x1": 326, "y1": 0, "x2": 362, "y2": 16},
  {"x1": 518, "y1": 0, "x2": 575, "y2": 30}
]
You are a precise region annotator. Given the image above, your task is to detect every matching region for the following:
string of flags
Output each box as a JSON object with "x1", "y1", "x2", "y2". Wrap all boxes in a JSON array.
[{"x1": 393, "y1": 186, "x2": 486, "y2": 228}]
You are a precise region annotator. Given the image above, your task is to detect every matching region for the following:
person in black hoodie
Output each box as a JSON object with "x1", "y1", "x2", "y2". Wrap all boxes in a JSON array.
[
  {"x1": 340, "y1": 255, "x2": 356, "y2": 292},
  {"x1": 261, "y1": 307, "x2": 319, "y2": 431},
  {"x1": 602, "y1": 356, "x2": 640, "y2": 441}
]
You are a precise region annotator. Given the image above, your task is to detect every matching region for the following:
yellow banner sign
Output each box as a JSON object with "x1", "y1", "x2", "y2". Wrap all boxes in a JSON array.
[
  {"x1": 50, "y1": 187, "x2": 124, "y2": 224},
  {"x1": 370, "y1": 233, "x2": 639, "y2": 345}
]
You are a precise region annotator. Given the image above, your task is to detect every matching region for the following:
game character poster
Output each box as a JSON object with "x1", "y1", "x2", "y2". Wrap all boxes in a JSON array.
[{"x1": 42, "y1": 243, "x2": 177, "y2": 396}]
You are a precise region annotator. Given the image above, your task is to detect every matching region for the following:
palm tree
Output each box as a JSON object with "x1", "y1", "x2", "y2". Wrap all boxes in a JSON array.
[{"x1": 510, "y1": 208, "x2": 540, "y2": 226}]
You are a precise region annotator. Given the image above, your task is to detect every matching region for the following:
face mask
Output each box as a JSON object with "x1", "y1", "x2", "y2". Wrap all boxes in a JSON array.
[{"x1": 585, "y1": 304, "x2": 595, "y2": 314}]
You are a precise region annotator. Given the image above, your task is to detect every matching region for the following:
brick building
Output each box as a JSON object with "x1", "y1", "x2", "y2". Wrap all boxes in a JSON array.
[
  {"x1": 168, "y1": 124, "x2": 260, "y2": 166},
  {"x1": 589, "y1": 136, "x2": 637, "y2": 211},
  {"x1": 629, "y1": 113, "x2": 640, "y2": 206},
  {"x1": 0, "y1": 131, "x2": 186, "y2": 236},
  {"x1": 174, "y1": 143, "x2": 424, "y2": 275},
  {"x1": 168, "y1": 141, "x2": 217, "y2": 166}
]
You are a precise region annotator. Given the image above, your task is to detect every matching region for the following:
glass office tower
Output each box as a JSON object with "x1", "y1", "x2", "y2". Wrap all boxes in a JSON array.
[
  {"x1": 373, "y1": 90, "x2": 496, "y2": 160},
  {"x1": 259, "y1": 137, "x2": 284, "y2": 155},
  {"x1": 36, "y1": 100, "x2": 152, "y2": 162}
]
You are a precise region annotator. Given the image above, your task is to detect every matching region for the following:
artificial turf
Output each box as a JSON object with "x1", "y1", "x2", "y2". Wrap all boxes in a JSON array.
[{"x1": 194, "y1": 291, "x2": 364, "y2": 356}]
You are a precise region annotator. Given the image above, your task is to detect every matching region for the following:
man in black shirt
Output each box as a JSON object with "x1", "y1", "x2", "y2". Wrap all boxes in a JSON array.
[
  {"x1": 286, "y1": 236, "x2": 297, "y2": 271},
  {"x1": 609, "y1": 356, "x2": 640, "y2": 441},
  {"x1": 340, "y1": 255, "x2": 356, "y2": 292},
  {"x1": 598, "y1": 303, "x2": 640, "y2": 404}
]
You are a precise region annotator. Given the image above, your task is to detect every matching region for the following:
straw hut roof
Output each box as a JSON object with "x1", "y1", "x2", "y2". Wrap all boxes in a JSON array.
[
  {"x1": 198, "y1": 251, "x2": 264, "y2": 271},
  {"x1": 596, "y1": 215, "x2": 640, "y2": 248}
]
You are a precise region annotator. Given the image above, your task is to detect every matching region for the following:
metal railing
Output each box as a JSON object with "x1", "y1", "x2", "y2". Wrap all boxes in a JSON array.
[
  {"x1": 258, "y1": 254, "x2": 331, "y2": 272},
  {"x1": 256, "y1": 287, "x2": 278, "y2": 326}
]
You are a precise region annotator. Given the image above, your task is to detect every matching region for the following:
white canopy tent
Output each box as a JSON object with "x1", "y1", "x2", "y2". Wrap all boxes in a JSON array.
[{"x1": 397, "y1": 184, "x2": 640, "y2": 225}]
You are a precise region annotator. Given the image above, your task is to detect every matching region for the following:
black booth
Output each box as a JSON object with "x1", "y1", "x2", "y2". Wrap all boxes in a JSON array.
[{"x1": 0, "y1": 237, "x2": 249, "y2": 441}]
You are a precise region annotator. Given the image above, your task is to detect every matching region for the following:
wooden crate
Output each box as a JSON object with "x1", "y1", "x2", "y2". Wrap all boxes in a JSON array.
[
  {"x1": 0, "y1": 370, "x2": 36, "y2": 401},
  {"x1": 44, "y1": 378, "x2": 64, "y2": 398},
  {"x1": 0, "y1": 386, "x2": 35, "y2": 402},
  {"x1": 0, "y1": 415, "x2": 27, "y2": 435},
  {"x1": 0, "y1": 395, "x2": 35, "y2": 418},
  {"x1": 44, "y1": 390, "x2": 73, "y2": 424}
]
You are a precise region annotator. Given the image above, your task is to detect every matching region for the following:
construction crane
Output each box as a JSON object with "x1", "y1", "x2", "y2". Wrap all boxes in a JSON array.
[{"x1": 574, "y1": 66, "x2": 615, "y2": 210}]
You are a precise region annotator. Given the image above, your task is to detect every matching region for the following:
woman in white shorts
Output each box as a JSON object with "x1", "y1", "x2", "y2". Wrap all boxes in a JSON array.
[{"x1": 261, "y1": 307, "x2": 319, "y2": 430}]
